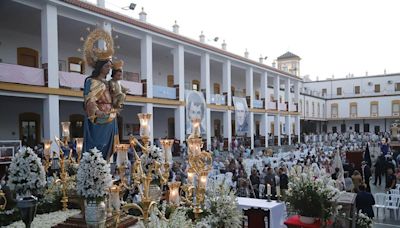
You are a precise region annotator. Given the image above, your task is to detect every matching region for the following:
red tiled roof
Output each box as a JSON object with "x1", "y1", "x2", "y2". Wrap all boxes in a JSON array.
[{"x1": 62, "y1": 0, "x2": 300, "y2": 80}]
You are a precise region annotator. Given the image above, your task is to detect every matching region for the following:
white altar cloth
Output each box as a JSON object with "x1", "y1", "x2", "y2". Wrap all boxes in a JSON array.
[{"x1": 237, "y1": 197, "x2": 286, "y2": 228}]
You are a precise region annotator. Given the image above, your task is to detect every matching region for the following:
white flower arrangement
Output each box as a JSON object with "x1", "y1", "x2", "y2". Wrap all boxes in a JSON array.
[
  {"x1": 286, "y1": 167, "x2": 340, "y2": 221},
  {"x1": 76, "y1": 148, "x2": 112, "y2": 201},
  {"x1": 198, "y1": 181, "x2": 244, "y2": 228},
  {"x1": 137, "y1": 202, "x2": 193, "y2": 228},
  {"x1": 7, "y1": 147, "x2": 46, "y2": 197},
  {"x1": 140, "y1": 145, "x2": 164, "y2": 176},
  {"x1": 7, "y1": 209, "x2": 80, "y2": 228},
  {"x1": 356, "y1": 212, "x2": 372, "y2": 228}
]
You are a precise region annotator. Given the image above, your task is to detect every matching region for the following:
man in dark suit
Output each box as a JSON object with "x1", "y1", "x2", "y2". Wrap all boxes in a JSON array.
[
  {"x1": 355, "y1": 184, "x2": 375, "y2": 218},
  {"x1": 361, "y1": 161, "x2": 372, "y2": 192}
]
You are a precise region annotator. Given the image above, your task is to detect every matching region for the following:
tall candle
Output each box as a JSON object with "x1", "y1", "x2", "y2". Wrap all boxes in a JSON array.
[
  {"x1": 276, "y1": 186, "x2": 281, "y2": 196},
  {"x1": 267, "y1": 184, "x2": 271, "y2": 196}
]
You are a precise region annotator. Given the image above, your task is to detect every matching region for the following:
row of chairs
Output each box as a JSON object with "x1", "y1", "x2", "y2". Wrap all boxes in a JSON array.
[{"x1": 374, "y1": 190, "x2": 400, "y2": 220}]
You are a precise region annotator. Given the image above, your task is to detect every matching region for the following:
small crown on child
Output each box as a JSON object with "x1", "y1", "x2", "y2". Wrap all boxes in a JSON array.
[{"x1": 113, "y1": 60, "x2": 124, "y2": 70}]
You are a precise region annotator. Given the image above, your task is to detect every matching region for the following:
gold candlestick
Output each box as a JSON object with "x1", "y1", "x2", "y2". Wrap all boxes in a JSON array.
[{"x1": 43, "y1": 139, "x2": 52, "y2": 173}]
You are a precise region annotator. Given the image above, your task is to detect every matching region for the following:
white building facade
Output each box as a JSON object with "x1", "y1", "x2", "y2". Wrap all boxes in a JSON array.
[
  {"x1": 1, "y1": 0, "x2": 398, "y2": 152},
  {"x1": 300, "y1": 74, "x2": 400, "y2": 135},
  {"x1": 0, "y1": 0, "x2": 303, "y2": 151}
]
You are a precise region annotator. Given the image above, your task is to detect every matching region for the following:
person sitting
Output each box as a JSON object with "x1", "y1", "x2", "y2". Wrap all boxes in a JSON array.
[
  {"x1": 249, "y1": 168, "x2": 260, "y2": 198},
  {"x1": 385, "y1": 167, "x2": 397, "y2": 191},
  {"x1": 355, "y1": 184, "x2": 375, "y2": 218}
]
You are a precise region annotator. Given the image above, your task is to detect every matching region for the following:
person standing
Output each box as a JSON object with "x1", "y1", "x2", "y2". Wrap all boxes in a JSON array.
[
  {"x1": 351, "y1": 170, "x2": 363, "y2": 193},
  {"x1": 374, "y1": 155, "x2": 384, "y2": 186},
  {"x1": 264, "y1": 167, "x2": 276, "y2": 197},
  {"x1": 279, "y1": 167, "x2": 289, "y2": 198},
  {"x1": 361, "y1": 161, "x2": 372, "y2": 192},
  {"x1": 355, "y1": 184, "x2": 375, "y2": 218}
]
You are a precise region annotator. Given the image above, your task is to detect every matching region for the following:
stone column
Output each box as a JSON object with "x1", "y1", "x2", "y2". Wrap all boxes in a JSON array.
[
  {"x1": 41, "y1": 3, "x2": 59, "y2": 88},
  {"x1": 141, "y1": 34, "x2": 153, "y2": 98},
  {"x1": 43, "y1": 95, "x2": 60, "y2": 152}
]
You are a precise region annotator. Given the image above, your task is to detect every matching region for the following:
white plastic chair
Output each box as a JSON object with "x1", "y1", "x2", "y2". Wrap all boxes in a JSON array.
[
  {"x1": 373, "y1": 193, "x2": 388, "y2": 219},
  {"x1": 389, "y1": 189, "x2": 400, "y2": 195},
  {"x1": 385, "y1": 194, "x2": 400, "y2": 220}
]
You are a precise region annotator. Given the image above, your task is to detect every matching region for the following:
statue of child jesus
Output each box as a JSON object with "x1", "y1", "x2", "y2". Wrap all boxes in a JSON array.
[{"x1": 109, "y1": 60, "x2": 129, "y2": 110}]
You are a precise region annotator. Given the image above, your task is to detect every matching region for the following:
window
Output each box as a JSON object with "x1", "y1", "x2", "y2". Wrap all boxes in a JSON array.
[
  {"x1": 192, "y1": 80, "x2": 200, "y2": 91},
  {"x1": 331, "y1": 103, "x2": 338, "y2": 118},
  {"x1": 167, "y1": 75, "x2": 174, "y2": 87},
  {"x1": 341, "y1": 124, "x2": 346, "y2": 133},
  {"x1": 17, "y1": 47, "x2": 39, "y2": 68},
  {"x1": 214, "y1": 119, "x2": 221, "y2": 137},
  {"x1": 350, "y1": 102, "x2": 357, "y2": 117},
  {"x1": 392, "y1": 100, "x2": 400, "y2": 116},
  {"x1": 19, "y1": 112, "x2": 41, "y2": 147},
  {"x1": 214, "y1": 83, "x2": 220, "y2": 94},
  {"x1": 322, "y1": 104, "x2": 325, "y2": 117},
  {"x1": 255, "y1": 121, "x2": 260, "y2": 136},
  {"x1": 332, "y1": 126, "x2": 337, "y2": 133},
  {"x1": 370, "y1": 101, "x2": 379, "y2": 117},
  {"x1": 70, "y1": 114, "x2": 84, "y2": 138},
  {"x1": 299, "y1": 100, "x2": 302, "y2": 113},
  {"x1": 354, "y1": 86, "x2": 360, "y2": 94},
  {"x1": 322, "y1": 88, "x2": 327, "y2": 96},
  {"x1": 364, "y1": 124, "x2": 370, "y2": 132},
  {"x1": 355, "y1": 124, "x2": 360, "y2": 133},
  {"x1": 279, "y1": 96, "x2": 283, "y2": 103},
  {"x1": 395, "y1": 83, "x2": 400, "y2": 92},
  {"x1": 337, "y1": 87, "x2": 342, "y2": 96},
  {"x1": 374, "y1": 84, "x2": 380, "y2": 93},
  {"x1": 231, "y1": 86, "x2": 235, "y2": 96},
  {"x1": 317, "y1": 103, "x2": 320, "y2": 117},
  {"x1": 374, "y1": 126, "x2": 380, "y2": 134},
  {"x1": 270, "y1": 123, "x2": 275, "y2": 136},
  {"x1": 306, "y1": 101, "x2": 309, "y2": 116},
  {"x1": 68, "y1": 57, "x2": 85, "y2": 74},
  {"x1": 312, "y1": 102, "x2": 315, "y2": 116}
]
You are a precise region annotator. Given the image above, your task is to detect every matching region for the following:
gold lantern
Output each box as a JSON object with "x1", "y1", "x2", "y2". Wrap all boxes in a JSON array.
[
  {"x1": 168, "y1": 181, "x2": 181, "y2": 206},
  {"x1": 75, "y1": 138, "x2": 84, "y2": 162},
  {"x1": 43, "y1": 139, "x2": 52, "y2": 172},
  {"x1": 61, "y1": 122, "x2": 71, "y2": 144}
]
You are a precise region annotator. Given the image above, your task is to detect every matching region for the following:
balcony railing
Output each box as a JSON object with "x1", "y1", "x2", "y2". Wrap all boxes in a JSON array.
[
  {"x1": 253, "y1": 99, "x2": 264, "y2": 109},
  {"x1": 59, "y1": 71, "x2": 143, "y2": 95},
  {"x1": 0, "y1": 63, "x2": 44, "y2": 86},
  {"x1": 59, "y1": 71, "x2": 86, "y2": 89},
  {"x1": 290, "y1": 103, "x2": 298, "y2": 112},
  {"x1": 121, "y1": 80, "x2": 143, "y2": 96},
  {"x1": 279, "y1": 103, "x2": 288, "y2": 111},
  {"x1": 153, "y1": 85, "x2": 176, "y2": 99},
  {"x1": 210, "y1": 94, "x2": 226, "y2": 105},
  {"x1": 268, "y1": 101, "x2": 277, "y2": 110}
]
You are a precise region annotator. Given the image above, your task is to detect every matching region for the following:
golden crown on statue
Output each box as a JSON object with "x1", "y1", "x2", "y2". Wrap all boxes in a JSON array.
[
  {"x1": 113, "y1": 60, "x2": 124, "y2": 70},
  {"x1": 83, "y1": 28, "x2": 114, "y2": 67}
]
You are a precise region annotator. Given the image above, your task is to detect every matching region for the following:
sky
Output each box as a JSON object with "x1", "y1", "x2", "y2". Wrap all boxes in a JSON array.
[{"x1": 95, "y1": 0, "x2": 400, "y2": 80}]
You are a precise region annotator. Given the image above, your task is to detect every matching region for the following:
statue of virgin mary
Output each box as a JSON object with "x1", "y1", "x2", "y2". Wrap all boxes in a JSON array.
[{"x1": 82, "y1": 29, "x2": 120, "y2": 160}]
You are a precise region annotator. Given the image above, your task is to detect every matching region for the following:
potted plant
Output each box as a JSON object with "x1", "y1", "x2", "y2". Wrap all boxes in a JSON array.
[
  {"x1": 286, "y1": 170, "x2": 339, "y2": 224},
  {"x1": 7, "y1": 147, "x2": 46, "y2": 228},
  {"x1": 76, "y1": 147, "x2": 112, "y2": 227}
]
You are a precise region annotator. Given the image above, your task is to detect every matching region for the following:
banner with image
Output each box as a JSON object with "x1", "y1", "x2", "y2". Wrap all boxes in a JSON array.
[
  {"x1": 186, "y1": 90, "x2": 206, "y2": 135},
  {"x1": 233, "y1": 97, "x2": 249, "y2": 136}
]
